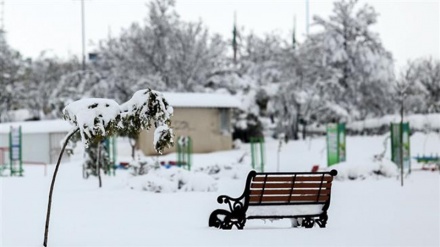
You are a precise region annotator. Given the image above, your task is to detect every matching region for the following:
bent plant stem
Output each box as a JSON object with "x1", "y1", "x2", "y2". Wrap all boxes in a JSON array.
[{"x1": 43, "y1": 127, "x2": 79, "y2": 247}]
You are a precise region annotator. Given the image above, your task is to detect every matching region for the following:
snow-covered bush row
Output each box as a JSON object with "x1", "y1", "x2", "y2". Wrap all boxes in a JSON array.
[
  {"x1": 328, "y1": 158, "x2": 399, "y2": 180},
  {"x1": 193, "y1": 163, "x2": 252, "y2": 181},
  {"x1": 303, "y1": 114, "x2": 440, "y2": 136},
  {"x1": 347, "y1": 114, "x2": 440, "y2": 134},
  {"x1": 128, "y1": 167, "x2": 218, "y2": 193},
  {"x1": 63, "y1": 89, "x2": 174, "y2": 153}
]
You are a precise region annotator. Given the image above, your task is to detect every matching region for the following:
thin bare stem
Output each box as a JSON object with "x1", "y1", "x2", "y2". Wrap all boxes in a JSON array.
[{"x1": 43, "y1": 128, "x2": 79, "y2": 247}]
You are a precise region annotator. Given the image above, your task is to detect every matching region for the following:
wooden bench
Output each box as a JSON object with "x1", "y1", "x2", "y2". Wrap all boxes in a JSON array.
[{"x1": 209, "y1": 169, "x2": 337, "y2": 229}]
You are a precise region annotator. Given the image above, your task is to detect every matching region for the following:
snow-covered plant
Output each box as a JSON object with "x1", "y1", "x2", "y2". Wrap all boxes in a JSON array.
[
  {"x1": 83, "y1": 141, "x2": 112, "y2": 179},
  {"x1": 44, "y1": 89, "x2": 174, "y2": 247},
  {"x1": 63, "y1": 98, "x2": 121, "y2": 147},
  {"x1": 63, "y1": 88, "x2": 174, "y2": 153},
  {"x1": 119, "y1": 89, "x2": 174, "y2": 153},
  {"x1": 129, "y1": 157, "x2": 160, "y2": 176},
  {"x1": 128, "y1": 167, "x2": 218, "y2": 193}
]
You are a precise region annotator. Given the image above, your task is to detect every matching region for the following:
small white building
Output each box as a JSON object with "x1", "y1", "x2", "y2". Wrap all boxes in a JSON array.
[{"x1": 0, "y1": 120, "x2": 72, "y2": 164}]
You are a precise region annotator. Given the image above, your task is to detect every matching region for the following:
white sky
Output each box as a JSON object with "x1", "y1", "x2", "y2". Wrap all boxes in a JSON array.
[{"x1": 4, "y1": 0, "x2": 439, "y2": 71}]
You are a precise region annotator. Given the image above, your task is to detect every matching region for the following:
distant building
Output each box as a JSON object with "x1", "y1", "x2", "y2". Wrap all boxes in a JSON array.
[
  {"x1": 0, "y1": 120, "x2": 71, "y2": 164},
  {"x1": 137, "y1": 92, "x2": 240, "y2": 155}
]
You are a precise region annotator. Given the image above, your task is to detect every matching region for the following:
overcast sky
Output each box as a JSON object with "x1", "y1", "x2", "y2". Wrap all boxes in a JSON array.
[{"x1": 4, "y1": 0, "x2": 439, "y2": 71}]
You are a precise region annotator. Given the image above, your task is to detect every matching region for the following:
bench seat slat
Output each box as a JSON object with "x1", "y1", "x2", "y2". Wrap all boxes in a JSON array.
[
  {"x1": 251, "y1": 182, "x2": 332, "y2": 189},
  {"x1": 253, "y1": 176, "x2": 333, "y2": 182},
  {"x1": 249, "y1": 195, "x2": 329, "y2": 203},
  {"x1": 250, "y1": 189, "x2": 331, "y2": 196}
]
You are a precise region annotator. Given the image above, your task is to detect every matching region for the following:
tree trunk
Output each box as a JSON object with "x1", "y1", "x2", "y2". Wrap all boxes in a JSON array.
[
  {"x1": 129, "y1": 138, "x2": 136, "y2": 160},
  {"x1": 43, "y1": 128, "x2": 79, "y2": 247},
  {"x1": 302, "y1": 123, "x2": 307, "y2": 140},
  {"x1": 97, "y1": 142, "x2": 102, "y2": 188}
]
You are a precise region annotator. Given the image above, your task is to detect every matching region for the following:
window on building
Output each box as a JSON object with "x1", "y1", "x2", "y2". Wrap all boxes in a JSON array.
[{"x1": 219, "y1": 108, "x2": 230, "y2": 134}]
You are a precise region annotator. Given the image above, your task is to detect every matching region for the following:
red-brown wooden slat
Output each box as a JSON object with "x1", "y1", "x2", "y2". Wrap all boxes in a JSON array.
[
  {"x1": 251, "y1": 182, "x2": 332, "y2": 189},
  {"x1": 249, "y1": 195, "x2": 329, "y2": 203},
  {"x1": 250, "y1": 189, "x2": 331, "y2": 196},
  {"x1": 253, "y1": 176, "x2": 333, "y2": 182}
]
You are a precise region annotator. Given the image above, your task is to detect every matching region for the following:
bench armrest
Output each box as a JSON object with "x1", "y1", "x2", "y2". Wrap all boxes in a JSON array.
[{"x1": 217, "y1": 194, "x2": 246, "y2": 212}]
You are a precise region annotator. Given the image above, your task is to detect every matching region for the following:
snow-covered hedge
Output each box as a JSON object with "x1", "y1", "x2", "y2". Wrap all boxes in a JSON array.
[
  {"x1": 348, "y1": 114, "x2": 440, "y2": 134},
  {"x1": 305, "y1": 114, "x2": 440, "y2": 136},
  {"x1": 194, "y1": 163, "x2": 252, "y2": 180},
  {"x1": 128, "y1": 167, "x2": 218, "y2": 193},
  {"x1": 328, "y1": 158, "x2": 399, "y2": 180}
]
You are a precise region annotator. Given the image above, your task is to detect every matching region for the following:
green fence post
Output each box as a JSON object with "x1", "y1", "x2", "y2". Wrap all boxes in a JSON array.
[
  {"x1": 177, "y1": 136, "x2": 192, "y2": 171},
  {"x1": 250, "y1": 137, "x2": 264, "y2": 172},
  {"x1": 260, "y1": 137, "x2": 265, "y2": 172},
  {"x1": 9, "y1": 128, "x2": 12, "y2": 175},
  {"x1": 19, "y1": 126, "x2": 23, "y2": 176}
]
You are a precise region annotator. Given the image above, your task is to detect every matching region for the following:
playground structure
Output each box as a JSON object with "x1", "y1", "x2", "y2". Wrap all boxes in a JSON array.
[
  {"x1": 250, "y1": 137, "x2": 265, "y2": 172},
  {"x1": 0, "y1": 126, "x2": 24, "y2": 176},
  {"x1": 177, "y1": 136, "x2": 192, "y2": 170},
  {"x1": 1, "y1": 127, "x2": 48, "y2": 176},
  {"x1": 414, "y1": 155, "x2": 440, "y2": 171}
]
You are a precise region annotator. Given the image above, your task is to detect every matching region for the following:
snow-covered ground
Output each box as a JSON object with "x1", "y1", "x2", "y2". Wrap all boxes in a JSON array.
[{"x1": 1, "y1": 133, "x2": 439, "y2": 246}]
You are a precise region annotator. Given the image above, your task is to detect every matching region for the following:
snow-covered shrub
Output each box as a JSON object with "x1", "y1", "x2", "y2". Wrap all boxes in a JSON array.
[
  {"x1": 83, "y1": 141, "x2": 112, "y2": 178},
  {"x1": 128, "y1": 166, "x2": 219, "y2": 193},
  {"x1": 63, "y1": 89, "x2": 174, "y2": 153},
  {"x1": 194, "y1": 163, "x2": 252, "y2": 180},
  {"x1": 119, "y1": 89, "x2": 174, "y2": 153},
  {"x1": 129, "y1": 173, "x2": 178, "y2": 193},
  {"x1": 63, "y1": 98, "x2": 121, "y2": 147},
  {"x1": 329, "y1": 158, "x2": 399, "y2": 180},
  {"x1": 179, "y1": 172, "x2": 217, "y2": 192},
  {"x1": 129, "y1": 157, "x2": 160, "y2": 176},
  {"x1": 232, "y1": 112, "x2": 264, "y2": 143}
]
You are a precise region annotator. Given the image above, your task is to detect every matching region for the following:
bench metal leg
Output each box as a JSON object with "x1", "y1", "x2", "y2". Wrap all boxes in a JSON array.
[
  {"x1": 209, "y1": 209, "x2": 246, "y2": 230},
  {"x1": 315, "y1": 213, "x2": 328, "y2": 228},
  {"x1": 302, "y1": 217, "x2": 315, "y2": 228}
]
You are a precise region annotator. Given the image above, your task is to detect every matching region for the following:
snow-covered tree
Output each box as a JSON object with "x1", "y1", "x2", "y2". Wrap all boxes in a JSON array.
[
  {"x1": 94, "y1": 0, "x2": 225, "y2": 97},
  {"x1": 398, "y1": 58, "x2": 440, "y2": 114},
  {"x1": 307, "y1": 0, "x2": 395, "y2": 120},
  {"x1": 0, "y1": 33, "x2": 28, "y2": 122},
  {"x1": 44, "y1": 89, "x2": 174, "y2": 247},
  {"x1": 274, "y1": 0, "x2": 395, "y2": 140},
  {"x1": 83, "y1": 141, "x2": 112, "y2": 179}
]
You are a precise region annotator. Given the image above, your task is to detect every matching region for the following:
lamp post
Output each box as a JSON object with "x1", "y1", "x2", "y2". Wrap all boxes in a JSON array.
[{"x1": 81, "y1": 0, "x2": 86, "y2": 71}]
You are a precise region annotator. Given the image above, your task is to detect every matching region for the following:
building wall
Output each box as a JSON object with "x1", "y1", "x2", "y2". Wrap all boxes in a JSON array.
[
  {"x1": 138, "y1": 107, "x2": 233, "y2": 155},
  {"x1": 0, "y1": 132, "x2": 69, "y2": 165}
]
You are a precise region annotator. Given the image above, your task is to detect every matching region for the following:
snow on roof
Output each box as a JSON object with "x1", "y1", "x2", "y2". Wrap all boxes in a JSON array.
[
  {"x1": 0, "y1": 119, "x2": 72, "y2": 134},
  {"x1": 162, "y1": 92, "x2": 240, "y2": 108}
]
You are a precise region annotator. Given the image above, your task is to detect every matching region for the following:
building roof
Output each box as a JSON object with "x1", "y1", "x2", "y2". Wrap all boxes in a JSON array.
[
  {"x1": 162, "y1": 92, "x2": 240, "y2": 109},
  {"x1": 0, "y1": 119, "x2": 71, "y2": 134}
]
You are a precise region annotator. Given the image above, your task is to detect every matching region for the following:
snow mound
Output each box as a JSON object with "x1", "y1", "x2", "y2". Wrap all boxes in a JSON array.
[
  {"x1": 328, "y1": 158, "x2": 399, "y2": 180},
  {"x1": 194, "y1": 163, "x2": 252, "y2": 180},
  {"x1": 129, "y1": 173, "x2": 178, "y2": 193},
  {"x1": 128, "y1": 167, "x2": 218, "y2": 193}
]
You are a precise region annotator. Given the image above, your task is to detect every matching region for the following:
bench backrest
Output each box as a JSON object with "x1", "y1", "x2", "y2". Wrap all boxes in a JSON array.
[{"x1": 247, "y1": 170, "x2": 337, "y2": 206}]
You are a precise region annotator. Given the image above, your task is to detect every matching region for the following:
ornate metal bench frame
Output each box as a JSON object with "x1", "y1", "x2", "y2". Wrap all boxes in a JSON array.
[{"x1": 209, "y1": 169, "x2": 338, "y2": 229}]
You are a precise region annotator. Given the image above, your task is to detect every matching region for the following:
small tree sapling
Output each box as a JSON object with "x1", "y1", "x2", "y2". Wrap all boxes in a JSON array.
[{"x1": 43, "y1": 89, "x2": 174, "y2": 247}]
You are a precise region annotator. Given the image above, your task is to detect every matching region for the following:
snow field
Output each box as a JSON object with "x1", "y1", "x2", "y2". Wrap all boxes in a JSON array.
[{"x1": 1, "y1": 133, "x2": 439, "y2": 246}]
